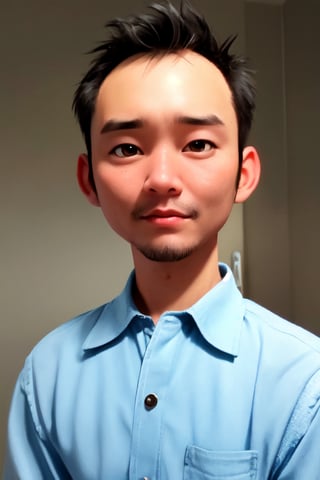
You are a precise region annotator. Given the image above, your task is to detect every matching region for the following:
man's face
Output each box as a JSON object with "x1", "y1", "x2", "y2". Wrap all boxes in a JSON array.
[{"x1": 84, "y1": 51, "x2": 244, "y2": 262}]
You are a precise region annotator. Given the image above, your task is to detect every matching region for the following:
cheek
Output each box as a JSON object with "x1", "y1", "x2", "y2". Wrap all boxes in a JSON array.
[
  {"x1": 96, "y1": 189, "x2": 131, "y2": 240},
  {"x1": 193, "y1": 164, "x2": 238, "y2": 206},
  {"x1": 94, "y1": 168, "x2": 139, "y2": 221},
  {"x1": 95, "y1": 165, "x2": 130, "y2": 199}
]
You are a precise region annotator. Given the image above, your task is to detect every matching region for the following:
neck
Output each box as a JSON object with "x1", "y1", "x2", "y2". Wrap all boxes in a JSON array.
[{"x1": 131, "y1": 246, "x2": 221, "y2": 323}]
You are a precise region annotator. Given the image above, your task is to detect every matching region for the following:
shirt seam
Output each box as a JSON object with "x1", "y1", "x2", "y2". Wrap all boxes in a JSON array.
[
  {"x1": 272, "y1": 368, "x2": 320, "y2": 476},
  {"x1": 21, "y1": 355, "x2": 46, "y2": 441},
  {"x1": 244, "y1": 301, "x2": 320, "y2": 354}
]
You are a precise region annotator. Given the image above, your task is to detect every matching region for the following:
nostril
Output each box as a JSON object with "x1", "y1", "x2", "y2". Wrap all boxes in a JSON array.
[{"x1": 148, "y1": 186, "x2": 178, "y2": 194}]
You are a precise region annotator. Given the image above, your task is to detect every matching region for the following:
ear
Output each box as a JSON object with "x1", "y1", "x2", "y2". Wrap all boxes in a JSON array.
[
  {"x1": 77, "y1": 154, "x2": 100, "y2": 206},
  {"x1": 235, "y1": 146, "x2": 261, "y2": 203}
]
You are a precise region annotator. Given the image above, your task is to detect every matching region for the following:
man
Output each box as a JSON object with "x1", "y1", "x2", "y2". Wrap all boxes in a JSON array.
[{"x1": 4, "y1": 1, "x2": 320, "y2": 479}]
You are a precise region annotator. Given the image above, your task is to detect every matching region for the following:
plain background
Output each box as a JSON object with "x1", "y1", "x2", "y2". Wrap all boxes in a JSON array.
[{"x1": 1, "y1": 0, "x2": 319, "y2": 469}]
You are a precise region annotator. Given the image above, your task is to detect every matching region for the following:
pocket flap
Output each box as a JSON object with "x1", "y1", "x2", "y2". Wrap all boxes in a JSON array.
[{"x1": 184, "y1": 446, "x2": 258, "y2": 479}]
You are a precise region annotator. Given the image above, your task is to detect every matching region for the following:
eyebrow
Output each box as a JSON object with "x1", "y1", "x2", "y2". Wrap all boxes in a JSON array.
[
  {"x1": 100, "y1": 119, "x2": 144, "y2": 134},
  {"x1": 175, "y1": 114, "x2": 224, "y2": 127},
  {"x1": 100, "y1": 114, "x2": 224, "y2": 134}
]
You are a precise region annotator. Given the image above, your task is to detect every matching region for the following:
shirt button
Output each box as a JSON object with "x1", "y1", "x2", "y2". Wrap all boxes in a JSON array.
[{"x1": 144, "y1": 393, "x2": 158, "y2": 410}]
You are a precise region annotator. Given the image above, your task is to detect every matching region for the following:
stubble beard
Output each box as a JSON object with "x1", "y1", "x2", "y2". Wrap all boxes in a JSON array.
[{"x1": 136, "y1": 244, "x2": 196, "y2": 262}]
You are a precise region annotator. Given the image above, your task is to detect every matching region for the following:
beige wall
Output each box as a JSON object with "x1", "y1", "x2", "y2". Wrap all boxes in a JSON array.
[
  {"x1": 284, "y1": 0, "x2": 320, "y2": 330},
  {"x1": 0, "y1": 0, "x2": 246, "y2": 468},
  {"x1": 244, "y1": 0, "x2": 320, "y2": 333},
  {"x1": 245, "y1": 2, "x2": 291, "y2": 318}
]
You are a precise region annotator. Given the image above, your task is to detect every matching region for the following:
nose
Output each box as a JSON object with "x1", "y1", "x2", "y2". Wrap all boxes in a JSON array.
[{"x1": 143, "y1": 147, "x2": 183, "y2": 196}]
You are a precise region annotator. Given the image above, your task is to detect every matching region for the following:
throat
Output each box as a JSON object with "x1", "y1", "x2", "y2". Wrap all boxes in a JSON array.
[{"x1": 132, "y1": 254, "x2": 221, "y2": 323}]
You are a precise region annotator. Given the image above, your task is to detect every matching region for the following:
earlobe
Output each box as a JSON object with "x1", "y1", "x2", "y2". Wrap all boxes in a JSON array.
[
  {"x1": 235, "y1": 146, "x2": 261, "y2": 203},
  {"x1": 77, "y1": 154, "x2": 100, "y2": 206}
]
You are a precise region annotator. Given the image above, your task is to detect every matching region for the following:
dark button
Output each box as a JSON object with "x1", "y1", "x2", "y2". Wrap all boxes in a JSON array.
[{"x1": 144, "y1": 393, "x2": 158, "y2": 410}]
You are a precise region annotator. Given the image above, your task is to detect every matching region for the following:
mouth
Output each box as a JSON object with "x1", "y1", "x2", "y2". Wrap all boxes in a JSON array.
[
  {"x1": 141, "y1": 209, "x2": 189, "y2": 220},
  {"x1": 132, "y1": 203, "x2": 198, "y2": 227},
  {"x1": 139, "y1": 209, "x2": 192, "y2": 227}
]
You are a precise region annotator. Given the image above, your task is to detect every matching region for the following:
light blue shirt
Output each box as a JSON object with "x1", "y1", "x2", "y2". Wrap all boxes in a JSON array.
[{"x1": 4, "y1": 264, "x2": 320, "y2": 479}]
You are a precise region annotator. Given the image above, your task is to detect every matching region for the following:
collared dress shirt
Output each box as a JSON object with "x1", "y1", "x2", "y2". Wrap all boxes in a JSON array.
[{"x1": 4, "y1": 264, "x2": 320, "y2": 479}]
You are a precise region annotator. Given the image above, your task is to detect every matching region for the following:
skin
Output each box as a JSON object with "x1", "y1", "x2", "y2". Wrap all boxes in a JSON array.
[{"x1": 78, "y1": 50, "x2": 260, "y2": 322}]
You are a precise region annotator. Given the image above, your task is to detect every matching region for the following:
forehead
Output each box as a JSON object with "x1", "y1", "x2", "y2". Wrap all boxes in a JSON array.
[{"x1": 93, "y1": 50, "x2": 236, "y2": 129}]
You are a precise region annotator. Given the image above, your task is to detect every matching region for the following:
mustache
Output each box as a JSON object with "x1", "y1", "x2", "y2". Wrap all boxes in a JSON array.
[{"x1": 131, "y1": 200, "x2": 198, "y2": 220}]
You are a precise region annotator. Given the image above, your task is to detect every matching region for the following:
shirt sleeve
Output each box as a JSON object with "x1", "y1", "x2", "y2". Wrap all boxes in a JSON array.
[
  {"x1": 272, "y1": 368, "x2": 320, "y2": 479},
  {"x1": 3, "y1": 363, "x2": 71, "y2": 480}
]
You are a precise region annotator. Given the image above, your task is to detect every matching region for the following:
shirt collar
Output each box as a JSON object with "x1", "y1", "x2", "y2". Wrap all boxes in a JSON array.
[
  {"x1": 83, "y1": 264, "x2": 244, "y2": 357},
  {"x1": 82, "y1": 271, "x2": 138, "y2": 351},
  {"x1": 186, "y1": 263, "x2": 244, "y2": 357}
]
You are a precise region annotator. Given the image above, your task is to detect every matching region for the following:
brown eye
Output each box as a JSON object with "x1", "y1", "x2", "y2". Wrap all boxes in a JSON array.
[
  {"x1": 184, "y1": 140, "x2": 215, "y2": 152},
  {"x1": 111, "y1": 144, "x2": 142, "y2": 157}
]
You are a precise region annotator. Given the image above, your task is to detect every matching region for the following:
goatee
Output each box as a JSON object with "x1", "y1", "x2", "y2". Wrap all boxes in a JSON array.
[{"x1": 137, "y1": 245, "x2": 195, "y2": 262}]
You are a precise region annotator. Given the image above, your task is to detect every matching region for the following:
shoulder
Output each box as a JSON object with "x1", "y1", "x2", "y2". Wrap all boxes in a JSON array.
[
  {"x1": 241, "y1": 299, "x2": 320, "y2": 402},
  {"x1": 26, "y1": 303, "x2": 109, "y2": 370},
  {"x1": 241, "y1": 300, "x2": 320, "y2": 463},
  {"x1": 243, "y1": 298, "x2": 320, "y2": 355},
  {"x1": 15, "y1": 303, "x2": 111, "y2": 437}
]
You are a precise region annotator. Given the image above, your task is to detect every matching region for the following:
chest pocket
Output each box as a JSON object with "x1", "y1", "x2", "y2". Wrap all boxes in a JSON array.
[{"x1": 184, "y1": 446, "x2": 258, "y2": 479}]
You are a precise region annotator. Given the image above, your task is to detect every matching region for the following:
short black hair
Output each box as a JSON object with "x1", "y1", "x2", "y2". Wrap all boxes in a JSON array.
[{"x1": 73, "y1": 0, "x2": 256, "y2": 187}]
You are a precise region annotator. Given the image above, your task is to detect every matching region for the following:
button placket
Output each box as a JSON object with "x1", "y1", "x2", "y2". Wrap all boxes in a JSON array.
[{"x1": 129, "y1": 314, "x2": 183, "y2": 479}]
